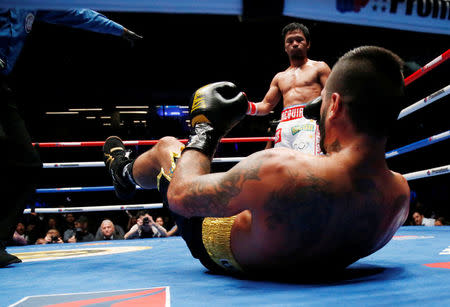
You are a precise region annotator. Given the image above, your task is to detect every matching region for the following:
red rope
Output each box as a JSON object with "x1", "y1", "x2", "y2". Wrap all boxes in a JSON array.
[
  {"x1": 404, "y1": 49, "x2": 450, "y2": 86},
  {"x1": 33, "y1": 137, "x2": 275, "y2": 148}
]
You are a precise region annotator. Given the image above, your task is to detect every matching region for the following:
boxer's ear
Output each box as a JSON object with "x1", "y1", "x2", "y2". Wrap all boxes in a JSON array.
[{"x1": 328, "y1": 92, "x2": 343, "y2": 120}]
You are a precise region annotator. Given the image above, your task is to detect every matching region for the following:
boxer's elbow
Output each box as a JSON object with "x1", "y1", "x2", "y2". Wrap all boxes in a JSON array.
[{"x1": 167, "y1": 181, "x2": 192, "y2": 217}]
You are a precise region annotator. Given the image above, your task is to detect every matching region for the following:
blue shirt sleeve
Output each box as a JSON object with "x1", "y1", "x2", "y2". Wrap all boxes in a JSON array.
[{"x1": 36, "y1": 9, "x2": 124, "y2": 37}]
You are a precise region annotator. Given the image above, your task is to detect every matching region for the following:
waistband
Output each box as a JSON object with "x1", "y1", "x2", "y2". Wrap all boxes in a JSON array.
[
  {"x1": 202, "y1": 216, "x2": 244, "y2": 273},
  {"x1": 280, "y1": 104, "x2": 305, "y2": 122}
]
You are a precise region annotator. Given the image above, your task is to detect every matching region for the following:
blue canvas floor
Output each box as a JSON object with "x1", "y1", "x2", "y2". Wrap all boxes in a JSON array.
[{"x1": 2, "y1": 226, "x2": 450, "y2": 306}]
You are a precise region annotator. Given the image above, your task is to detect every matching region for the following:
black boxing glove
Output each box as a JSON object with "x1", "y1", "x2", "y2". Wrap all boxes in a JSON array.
[
  {"x1": 185, "y1": 81, "x2": 248, "y2": 157},
  {"x1": 303, "y1": 96, "x2": 322, "y2": 121}
]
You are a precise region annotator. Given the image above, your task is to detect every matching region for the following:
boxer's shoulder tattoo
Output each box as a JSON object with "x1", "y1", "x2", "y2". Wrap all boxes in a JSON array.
[
  {"x1": 264, "y1": 174, "x2": 386, "y2": 248},
  {"x1": 180, "y1": 156, "x2": 264, "y2": 216},
  {"x1": 264, "y1": 174, "x2": 334, "y2": 235}
]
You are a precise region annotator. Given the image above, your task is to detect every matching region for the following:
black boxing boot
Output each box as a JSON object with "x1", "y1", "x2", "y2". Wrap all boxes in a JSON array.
[
  {"x1": 103, "y1": 136, "x2": 136, "y2": 200},
  {"x1": 0, "y1": 241, "x2": 21, "y2": 268}
]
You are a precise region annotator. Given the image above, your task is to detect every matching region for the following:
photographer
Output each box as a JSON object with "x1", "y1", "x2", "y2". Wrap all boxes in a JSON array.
[
  {"x1": 124, "y1": 211, "x2": 167, "y2": 239},
  {"x1": 64, "y1": 216, "x2": 94, "y2": 243},
  {"x1": 43, "y1": 229, "x2": 63, "y2": 244}
]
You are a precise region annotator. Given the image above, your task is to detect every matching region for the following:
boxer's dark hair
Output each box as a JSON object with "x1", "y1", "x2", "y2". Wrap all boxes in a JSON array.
[
  {"x1": 282, "y1": 22, "x2": 310, "y2": 43},
  {"x1": 326, "y1": 46, "x2": 405, "y2": 138}
]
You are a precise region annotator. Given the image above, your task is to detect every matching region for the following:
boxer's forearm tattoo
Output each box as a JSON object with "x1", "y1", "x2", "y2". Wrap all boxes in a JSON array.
[{"x1": 180, "y1": 157, "x2": 263, "y2": 216}]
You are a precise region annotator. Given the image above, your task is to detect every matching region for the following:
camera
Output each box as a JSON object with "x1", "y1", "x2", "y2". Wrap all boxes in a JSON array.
[
  {"x1": 51, "y1": 236, "x2": 59, "y2": 243},
  {"x1": 75, "y1": 227, "x2": 84, "y2": 240},
  {"x1": 143, "y1": 217, "x2": 150, "y2": 225}
]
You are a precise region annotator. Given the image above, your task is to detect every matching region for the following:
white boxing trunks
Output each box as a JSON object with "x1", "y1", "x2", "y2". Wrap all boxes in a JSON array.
[{"x1": 274, "y1": 104, "x2": 321, "y2": 155}]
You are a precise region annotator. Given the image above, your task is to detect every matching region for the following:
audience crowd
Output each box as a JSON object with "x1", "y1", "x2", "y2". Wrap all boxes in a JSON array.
[
  {"x1": 8, "y1": 210, "x2": 178, "y2": 246},
  {"x1": 6, "y1": 189, "x2": 448, "y2": 247}
]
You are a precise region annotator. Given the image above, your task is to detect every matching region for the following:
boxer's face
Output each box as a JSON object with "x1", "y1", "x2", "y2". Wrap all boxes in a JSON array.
[{"x1": 284, "y1": 30, "x2": 309, "y2": 59}]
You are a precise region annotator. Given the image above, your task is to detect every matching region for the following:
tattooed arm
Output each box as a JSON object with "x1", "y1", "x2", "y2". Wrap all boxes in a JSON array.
[{"x1": 168, "y1": 149, "x2": 281, "y2": 218}]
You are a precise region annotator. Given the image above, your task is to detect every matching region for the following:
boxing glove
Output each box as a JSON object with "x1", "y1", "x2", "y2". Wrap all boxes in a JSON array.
[
  {"x1": 303, "y1": 96, "x2": 322, "y2": 121},
  {"x1": 185, "y1": 82, "x2": 248, "y2": 157}
]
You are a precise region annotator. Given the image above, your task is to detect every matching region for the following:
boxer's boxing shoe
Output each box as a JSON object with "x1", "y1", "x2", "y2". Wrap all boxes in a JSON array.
[
  {"x1": 103, "y1": 136, "x2": 136, "y2": 200},
  {"x1": 0, "y1": 241, "x2": 21, "y2": 268}
]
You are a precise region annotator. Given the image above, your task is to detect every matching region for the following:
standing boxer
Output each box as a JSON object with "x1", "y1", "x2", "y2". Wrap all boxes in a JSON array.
[
  {"x1": 0, "y1": 8, "x2": 142, "y2": 267},
  {"x1": 246, "y1": 22, "x2": 330, "y2": 154},
  {"x1": 104, "y1": 46, "x2": 409, "y2": 277}
]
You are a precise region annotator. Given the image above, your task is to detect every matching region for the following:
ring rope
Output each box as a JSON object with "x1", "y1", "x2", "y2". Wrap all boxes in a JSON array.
[
  {"x1": 42, "y1": 129, "x2": 449, "y2": 168},
  {"x1": 402, "y1": 164, "x2": 450, "y2": 181},
  {"x1": 398, "y1": 84, "x2": 449, "y2": 119},
  {"x1": 23, "y1": 203, "x2": 163, "y2": 214},
  {"x1": 35, "y1": 164, "x2": 450, "y2": 194},
  {"x1": 43, "y1": 157, "x2": 246, "y2": 169},
  {"x1": 385, "y1": 130, "x2": 450, "y2": 159},
  {"x1": 35, "y1": 186, "x2": 142, "y2": 193},
  {"x1": 32, "y1": 137, "x2": 274, "y2": 148},
  {"x1": 404, "y1": 49, "x2": 450, "y2": 86}
]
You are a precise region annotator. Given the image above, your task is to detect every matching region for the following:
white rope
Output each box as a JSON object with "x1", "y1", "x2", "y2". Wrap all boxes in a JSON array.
[
  {"x1": 402, "y1": 164, "x2": 450, "y2": 181},
  {"x1": 27, "y1": 165, "x2": 450, "y2": 212},
  {"x1": 398, "y1": 84, "x2": 449, "y2": 119},
  {"x1": 43, "y1": 157, "x2": 246, "y2": 168},
  {"x1": 23, "y1": 203, "x2": 163, "y2": 214}
]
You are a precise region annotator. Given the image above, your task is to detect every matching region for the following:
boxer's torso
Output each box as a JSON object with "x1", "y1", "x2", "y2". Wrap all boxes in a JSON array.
[
  {"x1": 230, "y1": 148, "x2": 410, "y2": 274},
  {"x1": 276, "y1": 59, "x2": 324, "y2": 109}
]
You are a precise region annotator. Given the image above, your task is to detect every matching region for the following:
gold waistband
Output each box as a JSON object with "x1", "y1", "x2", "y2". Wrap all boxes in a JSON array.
[{"x1": 202, "y1": 216, "x2": 243, "y2": 273}]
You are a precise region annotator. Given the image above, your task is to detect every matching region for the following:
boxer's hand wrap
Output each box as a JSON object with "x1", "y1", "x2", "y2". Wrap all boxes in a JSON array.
[
  {"x1": 303, "y1": 96, "x2": 322, "y2": 121},
  {"x1": 186, "y1": 82, "x2": 248, "y2": 157},
  {"x1": 246, "y1": 101, "x2": 258, "y2": 115}
]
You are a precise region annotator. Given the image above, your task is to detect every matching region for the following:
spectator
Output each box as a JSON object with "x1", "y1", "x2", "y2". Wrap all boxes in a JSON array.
[
  {"x1": 11, "y1": 222, "x2": 28, "y2": 246},
  {"x1": 43, "y1": 229, "x2": 64, "y2": 244},
  {"x1": 125, "y1": 211, "x2": 138, "y2": 232},
  {"x1": 35, "y1": 238, "x2": 47, "y2": 245},
  {"x1": 435, "y1": 217, "x2": 447, "y2": 226},
  {"x1": 46, "y1": 216, "x2": 62, "y2": 234},
  {"x1": 156, "y1": 216, "x2": 179, "y2": 237},
  {"x1": 155, "y1": 216, "x2": 167, "y2": 231},
  {"x1": 95, "y1": 219, "x2": 124, "y2": 241},
  {"x1": 62, "y1": 213, "x2": 75, "y2": 232},
  {"x1": 124, "y1": 211, "x2": 167, "y2": 239},
  {"x1": 167, "y1": 224, "x2": 179, "y2": 237},
  {"x1": 65, "y1": 216, "x2": 94, "y2": 243},
  {"x1": 412, "y1": 211, "x2": 436, "y2": 226}
]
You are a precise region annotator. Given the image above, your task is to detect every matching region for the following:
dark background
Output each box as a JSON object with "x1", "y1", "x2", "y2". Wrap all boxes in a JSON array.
[{"x1": 10, "y1": 11, "x2": 449, "y2": 227}]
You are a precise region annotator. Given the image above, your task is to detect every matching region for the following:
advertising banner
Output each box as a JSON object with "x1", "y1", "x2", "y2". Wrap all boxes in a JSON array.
[{"x1": 284, "y1": 0, "x2": 450, "y2": 35}]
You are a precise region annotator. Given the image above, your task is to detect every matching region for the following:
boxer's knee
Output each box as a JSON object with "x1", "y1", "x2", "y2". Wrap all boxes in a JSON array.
[{"x1": 156, "y1": 136, "x2": 183, "y2": 151}]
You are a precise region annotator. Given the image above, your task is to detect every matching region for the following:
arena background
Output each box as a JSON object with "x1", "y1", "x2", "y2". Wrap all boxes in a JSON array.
[{"x1": 10, "y1": 10, "x2": 449, "y2": 228}]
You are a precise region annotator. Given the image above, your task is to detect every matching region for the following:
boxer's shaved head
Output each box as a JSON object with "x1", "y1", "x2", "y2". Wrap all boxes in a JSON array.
[{"x1": 326, "y1": 46, "x2": 405, "y2": 137}]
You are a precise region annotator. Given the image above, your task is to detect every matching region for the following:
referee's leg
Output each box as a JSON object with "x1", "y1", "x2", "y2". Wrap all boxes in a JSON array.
[{"x1": 0, "y1": 83, "x2": 42, "y2": 267}]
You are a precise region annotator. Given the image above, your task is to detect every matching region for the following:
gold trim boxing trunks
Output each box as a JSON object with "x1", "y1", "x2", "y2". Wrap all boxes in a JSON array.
[
  {"x1": 156, "y1": 148, "x2": 244, "y2": 273},
  {"x1": 202, "y1": 216, "x2": 243, "y2": 273}
]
